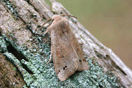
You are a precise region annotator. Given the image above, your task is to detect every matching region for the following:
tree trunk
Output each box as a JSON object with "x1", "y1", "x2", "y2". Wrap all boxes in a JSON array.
[{"x1": 0, "y1": 0, "x2": 132, "y2": 87}]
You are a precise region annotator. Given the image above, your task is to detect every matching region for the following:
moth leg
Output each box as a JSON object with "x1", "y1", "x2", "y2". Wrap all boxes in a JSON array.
[
  {"x1": 44, "y1": 44, "x2": 53, "y2": 66},
  {"x1": 37, "y1": 26, "x2": 51, "y2": 36},
  {"x1": 44, "y1": 27, "x2": 50, "y2": 34},
  {"x1": 39, "y1": 26, "x2": 51, "y2": 36},
  {"x1": 44, "y1": 54, "x2": 52, "y2": 66}
]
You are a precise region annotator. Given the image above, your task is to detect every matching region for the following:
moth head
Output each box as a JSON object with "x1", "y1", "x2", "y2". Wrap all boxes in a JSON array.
[
  {"x1": 52, "y1": 15, "x2": 63, "y2": 22},
  {"x1": 40, "y1": 14, "x2": 77, "y2": 30},
  {"x1": 51, "y1": 14, "x2": 77, "y2": 23}
]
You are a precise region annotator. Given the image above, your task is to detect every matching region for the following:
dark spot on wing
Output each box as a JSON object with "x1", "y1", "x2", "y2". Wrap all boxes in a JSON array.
[
  {"x1": 79, "y1": 58, "x2": 86, "y2": 62},
  {"x1": 77, "y1": 48, "x2": 79, "y2": 51},
  {"x1": 61, "y1": 55, "x2": 64, "y2": 58},
  {"x1": 63, "y1": 66, "x2": 67, "y2": 70},
  {"x1": 62, "y1": 31, "x2": 64, "y2": 34},
  {"x1": 83, "y1": 58, "x2": 86, "y2": 62},
  {"x1": 79, "y1": 60, "x2": 82, "y2": 62}
]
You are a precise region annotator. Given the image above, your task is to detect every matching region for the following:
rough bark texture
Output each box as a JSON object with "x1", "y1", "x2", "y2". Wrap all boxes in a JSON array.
[{"x1": 0, "y1": 0, "x2": 132, "y2": 88}]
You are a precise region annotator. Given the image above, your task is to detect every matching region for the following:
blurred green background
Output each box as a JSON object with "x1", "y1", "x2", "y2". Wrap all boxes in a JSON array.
[{"x1": 56, "y1": 0, "x2": 132, "y2": 70}]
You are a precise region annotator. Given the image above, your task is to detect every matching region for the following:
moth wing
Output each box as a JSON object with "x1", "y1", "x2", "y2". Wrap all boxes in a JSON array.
[
  {"x1": 67, "y1": 23, "x2": 89, "y2": 71},
  {"x1": 50, "y1": 19, "x2": 79, "y2": 81}
]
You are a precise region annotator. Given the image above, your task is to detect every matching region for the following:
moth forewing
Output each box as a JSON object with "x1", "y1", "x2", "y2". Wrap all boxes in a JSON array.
[
  {"x1": 69, "y1": 31, "x2": 89, "y2": 71},
  {"x1": 44, "y1": 15, "x2": 89, "y2": 81},
  {"x1": 64, "y1": 20, "x2": 89, "y2": 71}
]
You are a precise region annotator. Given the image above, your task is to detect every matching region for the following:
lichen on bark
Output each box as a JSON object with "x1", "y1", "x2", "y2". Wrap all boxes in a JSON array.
[{"x1": 0, "y1": 0, "x2": 131, "y2": 88}]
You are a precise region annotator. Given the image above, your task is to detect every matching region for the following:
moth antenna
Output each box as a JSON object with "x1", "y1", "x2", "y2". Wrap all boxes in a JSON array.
[
  {"x1": 39, "y1": 18, "x2": 52, "y2": 31},
  {"x1": 60, "y1": 14, "x2": 77, "y2": 19}
]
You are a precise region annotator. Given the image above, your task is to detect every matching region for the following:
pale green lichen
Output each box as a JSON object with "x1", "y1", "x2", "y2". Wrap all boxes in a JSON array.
[
  {"x1": 1, "y1": 0, "x2": 120, "y2": 87},
  {"x1": 0, "y1": 34, "x2": 120, "y2": 88},
  {"x1": 0, "y1": 36, "x2": 7, "y2": 52},
  {"x1": 3, "y1": 0, "x2": 19, "y2": 19}
]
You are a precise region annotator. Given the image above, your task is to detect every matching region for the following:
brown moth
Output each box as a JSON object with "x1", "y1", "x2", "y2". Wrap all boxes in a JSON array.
[{"x1": 43, "y1": 15, "x2": 89, "y2": 81}]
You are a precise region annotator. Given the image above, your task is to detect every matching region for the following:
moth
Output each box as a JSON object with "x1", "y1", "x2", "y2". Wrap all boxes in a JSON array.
[{"x1": 42, "y1": 15, "x2": 89, "y2": 81}]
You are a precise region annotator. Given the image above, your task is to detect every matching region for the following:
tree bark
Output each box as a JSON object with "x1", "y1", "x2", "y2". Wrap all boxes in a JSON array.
[{"x1": 0, "y1": 0, "x2": 132, "y2": 87}]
